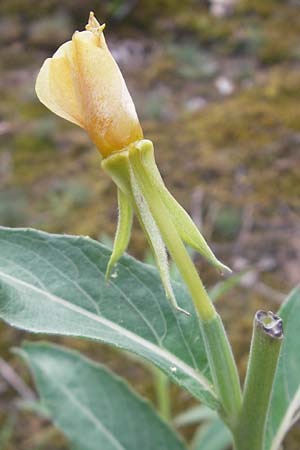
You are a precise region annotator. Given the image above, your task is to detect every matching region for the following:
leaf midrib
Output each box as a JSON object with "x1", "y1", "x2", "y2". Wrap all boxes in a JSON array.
[
  {"x1": 0, "y1": 270, "x2": 215, "y2": 397},
  {"x1": 53, "y1": 379, "x2": 127, "y2": 450}
]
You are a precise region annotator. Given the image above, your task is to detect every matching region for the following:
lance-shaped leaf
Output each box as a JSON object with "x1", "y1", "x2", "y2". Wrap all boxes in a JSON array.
[
  {"x1": 19, "y1": 342, "x2": 186, "y2": 450},
  {"x1": 174, "y1": 405, "x2": 217, "y2": 428},
  {"x1": 0, "y1": 227, "x2": 217, "y2": 409},
  {"x1": 192, "y1": 418, "x2": 232, "y2": 450},
  {"x1": 265, "y1": 287, "x2": 300, "y2": 450}
]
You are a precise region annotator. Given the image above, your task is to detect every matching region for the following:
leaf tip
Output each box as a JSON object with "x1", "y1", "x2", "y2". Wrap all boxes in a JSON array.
[{"x1": 217, "y1": 262, "x2": 233, "y2": 277}]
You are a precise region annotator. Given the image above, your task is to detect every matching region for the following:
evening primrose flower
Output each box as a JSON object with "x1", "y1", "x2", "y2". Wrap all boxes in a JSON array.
[
  {"x1": 36, "y1": 12, "x2": 143, "y2": 158},
  {"x1": 36, "y1": 12, "x2": 230, "y2": 316}
]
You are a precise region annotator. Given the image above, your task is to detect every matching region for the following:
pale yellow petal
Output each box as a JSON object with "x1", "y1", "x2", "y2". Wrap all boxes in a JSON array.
[
  {"x1": 71, "y1": 30, "x2": 143, "y2": 156},
  {"x1": 35, "y1": 41, "x2": 84, "y2": 128}
]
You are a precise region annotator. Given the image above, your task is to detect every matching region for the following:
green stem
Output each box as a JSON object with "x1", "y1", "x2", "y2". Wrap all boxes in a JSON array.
[
  {"x1": 202, "y1": 314, "x2": 242, "y2": 428},
  {"x1": 129, "y1": 145, "x2": 242, "y2": 426},
  {"x1": 153, "y1": 368, "x2": 171, "y2": 422},
  {"x1": 234, "y1": 311, "x2": 283, "y2": 450}
]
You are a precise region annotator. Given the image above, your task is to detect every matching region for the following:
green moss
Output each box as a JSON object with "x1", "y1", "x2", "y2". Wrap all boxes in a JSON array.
[
  {"x1": 214, "y1": 207, "x2": 242, "y2": 240},
  {"x1": 173, "y1": 11, "x2": 235, "y2": 45},
  {"x1": 258, "y1": 7, "x2": 300, "y2": 64},
  {"x1": 238, "y1": 0, "x2": 284, "y2": 17},
  {"x1": 171, "y1": 1, "x2": 300, "y2": 64}
]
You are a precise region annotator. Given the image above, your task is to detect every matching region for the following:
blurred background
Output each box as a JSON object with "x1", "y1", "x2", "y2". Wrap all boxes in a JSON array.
[{"x1": 0, "y1": 0, "x2": 300, "y2": 448}]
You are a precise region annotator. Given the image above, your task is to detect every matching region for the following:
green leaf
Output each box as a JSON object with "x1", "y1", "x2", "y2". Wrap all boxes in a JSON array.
[
  {"x1": 192, "y1": 417, "x2": 232, "y2": 450},
  {"x1": 174, "y1": 405, "x2": 216, "y2": 428},
  {"x1": 265, "y1": 287, "x2": 300, "y2": 450},
  {"x1": 19, "y1": 342, "x2": 187, "y2": 450},
  {"x1": 0, "y1": 227, "x2": 217, "y2": 409},
  {"x1": 20, "y1": 399, "x2": 50, "y2": 418}
]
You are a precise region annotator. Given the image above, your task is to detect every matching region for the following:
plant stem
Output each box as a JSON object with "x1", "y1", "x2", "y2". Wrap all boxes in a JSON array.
[
  {"x1": 153, "y1": 368, "x2": 171, "y2": 422},
  {"x1": 202, "y1": 314, "x2": 242, "y2": 428},
  {"x1": 233, "y1": 311, "x2": 283, "y2": 450},
  {"x1": 129, "y1": 145, "x2": 242, "y2": 426}
]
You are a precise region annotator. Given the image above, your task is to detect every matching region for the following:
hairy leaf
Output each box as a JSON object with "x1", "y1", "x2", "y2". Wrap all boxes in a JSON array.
[
  {"x1": 20, "y1": 342, "x2": 186, "y2": 450},
  {"x1": 265, "y1": 288, "x2": 300, "y2": 450},
  {"x1": 174, "y1": 405, "x2": 216, "y2": 428},
  {"x1": 0, "y1": 227, "x2": 217, "y2": 408},
  {"x1": 192, "y1": 418, "x2": 232, "y2": 450}
]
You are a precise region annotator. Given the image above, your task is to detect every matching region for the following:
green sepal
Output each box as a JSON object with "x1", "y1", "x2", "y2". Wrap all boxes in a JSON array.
[
  {"x1": 101, "y1": 149, "x2": 132, "y2": 196},
  {"x1": 129, "y1": 163, "x2": 189, "y2": 316},
  {"x1": 135, "y1": 140, "x2": 231, "y2": 275},
  {"x1": 105, "y1": 188, "x2": 133, "y2": 281},
  {"x1": 102, "y1": 139, "x2": 222, "y2": 315}
]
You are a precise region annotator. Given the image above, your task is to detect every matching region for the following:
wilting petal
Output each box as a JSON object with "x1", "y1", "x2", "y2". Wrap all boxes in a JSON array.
[
  {"x1": 35, "y1": 12, "x2": 143, "y2": 157},
  {"x1": 71, "y1": 30, "x2": 143, "y2": 157},
  {"x1": 35, "y1": 42, "x2": 84, "y2": 128}
]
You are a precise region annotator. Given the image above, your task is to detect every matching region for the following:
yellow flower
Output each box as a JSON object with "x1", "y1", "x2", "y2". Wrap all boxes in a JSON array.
[
  {"x1": 35, "y1": 12, "x2": 143, "y2": 158},
  {"x1": 35, "y1": 12, "x2": 230, "y2": 317}
]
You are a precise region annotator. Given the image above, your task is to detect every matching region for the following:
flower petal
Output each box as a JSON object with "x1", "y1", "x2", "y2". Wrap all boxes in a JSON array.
[
  {"x1": 35, "y1": 41, "x2": 84, "y2": 128},
  {"x1": 71, "y1": 30, "x2": 143, "y2": 156}
]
